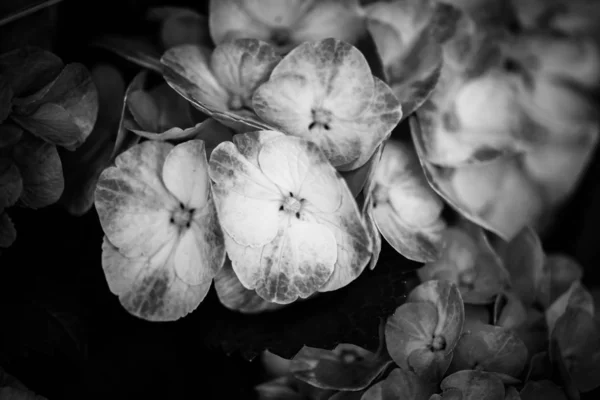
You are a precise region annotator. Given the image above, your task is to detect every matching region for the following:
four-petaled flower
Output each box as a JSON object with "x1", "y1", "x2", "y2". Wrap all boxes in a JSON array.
[
  {"x1": 95, "y1": 140, "x2": 225, "y2": 321},
  {"x1": 208, "y1": 130, "x2": 372, "y2": 303}
]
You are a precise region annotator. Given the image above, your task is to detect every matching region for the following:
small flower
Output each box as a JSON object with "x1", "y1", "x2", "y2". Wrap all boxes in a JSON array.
[
  {"x1": 370, "y1": 139, "x2": 446, "y2": 262},
  {"x1": 385, "y1": 280, "x2": 465, "y2": 383},
  {"x1": 161, "y1": 38, "x2": 281, "y2": 132},
  {"x1": 95, "y1": 140, "x2": 225, "y2": 321},
  {"x1": 253, "y1": 38, "x2": 402, "y2": 171},
  {"x1": 209, "y1": 0, "x2": 365, "y2": 52},
  {"x1": 208, "y1": 130, "x2": 372, "y2": 303}
]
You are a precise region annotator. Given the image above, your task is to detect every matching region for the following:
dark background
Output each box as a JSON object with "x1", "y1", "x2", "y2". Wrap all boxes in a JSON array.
[{"x1": 0, "y1": 1, "x2": 599, "y2": 399}]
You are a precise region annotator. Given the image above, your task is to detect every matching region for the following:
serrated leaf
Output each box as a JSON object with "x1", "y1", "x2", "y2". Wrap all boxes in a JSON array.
[
  {"x1": 411, "y1": 116, "x2": 543, "y2": 241},
  {"x1": 361, "y1": 368, "x2": 436, "y2": 400},
  {"x1": 0, "y1": 210, "x2": 16, "y2": 248},
  {"x1": 11, "y1": 63, "x2": 99, "y2": 150},
  {"x1": 440, "y1": 370, "x2": 505, "y2": 400},
  {"x1": 448, "y1": 323, "x2": 529, "y2": 378},
  {"x1": 0, "y1": 46, "x2": 63, "y2": 96},
  {"x1": 92, "y1": 35, "x2": 163, "y2": 73},
  {"x1": 290, "y1": 343, "x2": 391, "y2": 391},
  {"x1": 11, "y1": 133, "x2": 63, "y2": 208}
]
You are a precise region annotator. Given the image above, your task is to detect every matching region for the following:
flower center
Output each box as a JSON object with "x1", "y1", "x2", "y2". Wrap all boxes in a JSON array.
[
  {"x1": 170, "y1": 203, "x2": 194, "y2": 230},
  {"x1": 430, "y1": 334, "x2": 446, "y2": 352},
  {"x1": 228, "y1": 94, "x2": 254, "y2": 114},
  {"x1": 309, "y1": 108, "x2": 332, "y2": 131},
  {"x1": 282, "y1": 196, "x2": 302, "y2": 214}
]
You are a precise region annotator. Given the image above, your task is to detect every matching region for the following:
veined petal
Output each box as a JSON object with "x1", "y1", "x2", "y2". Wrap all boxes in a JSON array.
[
  {"x1": 95, "y1": 141, "x2": 180, "y2": 257},
  {"x1": 161, "y1": 44, "x2": 230, "y2": 110},
  {"x1": 209, "y1": 140, "x2": 282, "y2": 247},
  {"x1": 162, "y1": 140, "x2": 211, "y2": 210},
  {"x1": 101, "y1": 237, "x2": 213, "y2": 321},
  {"x1": 210, "y1": 38, "x2": 281, "y2": 99},
  {"x1": 257, "y1": 135, "x2": 342, "y2": 213},
  {"x1": 226, "y1": 217, "x2": 337, "y2": 304},
  {"x1": 268, "y1": 38, "x2": 374, "y2": 118}
]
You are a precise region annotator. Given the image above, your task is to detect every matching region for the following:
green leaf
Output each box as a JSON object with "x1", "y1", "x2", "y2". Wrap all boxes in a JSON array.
[
  {"x1": 361, "y1": 368, "x2": 436, "y2": 400},
  {"x1": 11, "y1": 133, "x2": 63, "y2": 208},
  {"x1": 92, "y1": 35, "x2": 163, "y2": 73},
  {"x1": 0, "y1": 157, "x2": 22, "y2": 208},
  {"x1": 0, "y1": 210, "x2": 16, "y2": 248},
  {"x1": 11, "y1": 63, "x2": 99, "y2": 150},
  {"x1": 0, "y1": 46, "x2": 62, "y2": 96},
  {"x1": 448, "y1": 323, "x2": 529, "y2": 378},
  {"x1": 440, "y1": 370, "x2": 505, "y2": 400},
  {"x1": 290, "y1": 342, "x2": 391, "y2": 391},
  {"x1": 520, "y1": 380, "x2": 567, "y2": 400}
]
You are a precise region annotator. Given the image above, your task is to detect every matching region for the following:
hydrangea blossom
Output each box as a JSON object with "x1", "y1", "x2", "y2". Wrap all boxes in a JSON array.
[
  {"x1": 95, "y1": 140, "x2": 225, "y2": 321},
  {"x1": 209, "y1": 0, "x2": 365, "y2": 53},
  {"x1": 208, "y1": 130, "x2": 372, "y2": 303},
  {"x1": 253, "y1": 38, "x2": 402, "y2": 171}
]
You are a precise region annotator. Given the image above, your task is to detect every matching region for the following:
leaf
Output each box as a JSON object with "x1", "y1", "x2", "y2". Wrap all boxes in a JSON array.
[
  {"x1": 214, "y1": 258, "x2": 285, "y2": 314},
  {"x1": 0, "y1": 210, "x2": 16, "y2": 248},
  {"x1": 361, "y1": 368, "x2": 436, "y2": 400},
  {"x1": 11, "y1": 133, "x2": 63, "y2": 208},
  {"x1": 551, "y1": 306, "x2": 600, "y2": 393},
  {"x1": 147, "y1": 6, "x2": 210, "y2": 49},
  {"x1": 546, "y1": 281, "x2": 594, "y2": 335},
  {"x1": 537, "y1": 255, "x2": 583, "y2": 310},
  {"x1": 91, "y1": 35, "x2": 163, "y2": 73},
  {"x1": 210, "y1": 131, "x2": 372, "y2": 302},
  {"x1": 0, "y1": 157, "x2": 22, "y2": 208},
  {"x1": 371, "y1": 139, "x2": 445, "y2": 262},
  {"x1": 493, "y1": 227, "x2": 545, "y2": 306},
  {"x1": 290, "y1": 343, "x2": 391, "y2": 391},
  {"x1": 253, "y1": 38, "x2": 402, "y2": 171},
  {"x1": 448, "y1": 324, "x2": 529, "y2": 378},
  {"x1": 386, "y1": 280, "x2": 464, "y2": 382},
  {"x1": 0, "y1": 46, "x2": 62, "y2": 96},
  {"x1": 11, "y1": 63, "x2": 99, "y2": 150},
  {"x1": 96, "y1": 140, "x2": 226, "y2": 321},
  {"x1": 440, "y1": 370, "x2": 505, "y2": 400},
  {"x1": 58, "y1": 63, "x2": 126, "y2": 216},
  {"x1": 411, "y1": 116, "x2": 543, "y2": 241},
  {"x1": 520, "y1": 380, "x2": 568, "y2": 400},
  {"x1": 110, "y1": 71, "x2": 146, "y2": 162},
  {"x1": 161, "y1": 40, "x2": 280, "y2": 133}
]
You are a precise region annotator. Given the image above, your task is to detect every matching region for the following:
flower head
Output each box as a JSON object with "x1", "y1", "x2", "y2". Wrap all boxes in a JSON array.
[
  {"x1": 253, "y1": 38, "x2": 402, "y2": 171},
  {"x1": 95, "y1": 140, "x2": 225, "y2": 321},
  {"x1": 208, "y1": 130, "x2": 372, "y2": 303}
]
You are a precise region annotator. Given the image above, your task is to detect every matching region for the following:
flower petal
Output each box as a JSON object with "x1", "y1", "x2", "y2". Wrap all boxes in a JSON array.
[
  {"x1": 257, "y1": 135, "x2": 342, "y2": 213},
  {"x1": 385, "y1": 301, "x2": 438, "y2": 370},
  {"x1": 0, "y1": 211, "x2": 16, "y2": 248},
  {"x1": 214, "y1": 258, "x2": 285, "y2": 313},
  {"x1": 0, "y1": 46, "x2": 63, "y2": 96},
  {"x1": 210, "y1": 38, "x2": 281, "y2": 99},
  {"x1": 101, "y1": 236, "x2": 213, "y2": 321},
  {"x1": 292, "y1": 0, "x2": 365, "y2": 46},
  {"x1": 11, "y1": 134, "x2": 63, "y2": 209},
  {"x1": 208, "y1": 0, "x2": 273, "y2": 45},
  {"x1": 226, "y1": 218, "x2": 337, "y2": 304},
  {"x1": 95, "y1": 141, "x2": 180, "y2": 257},
  {"x1": 209, "y1": 140, "x2": 282, "y2": 247},
  {"x1": 148, "y1": 7, "x2": 210, "y2": 49},
  {"x1": 0, "y1": 158, "x2": 22, "y2": 209},
  {"x1": 441, "y1": 370, "x2": 505, "y2": 400},
  {"x1": 161, "y1": 140, "x2": 211, "y2": 210},
  {"x1": 268, "y1": 38, "x2": 375, "y2": 118}
]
